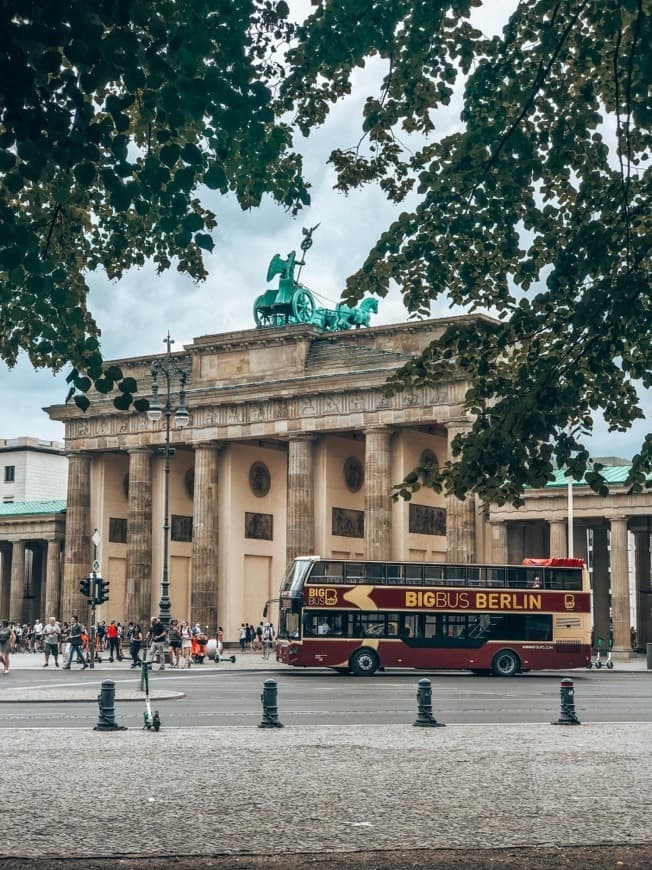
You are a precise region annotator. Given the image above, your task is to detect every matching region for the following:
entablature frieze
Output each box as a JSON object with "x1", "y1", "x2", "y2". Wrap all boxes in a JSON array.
[{"x1": 62, "y1": 383, "x2": 450, "y2": 450}]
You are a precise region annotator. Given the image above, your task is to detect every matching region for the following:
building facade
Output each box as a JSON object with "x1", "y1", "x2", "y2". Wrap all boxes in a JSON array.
[
  {"x1": 45, "y1": 318, "x2": 486, "y2": 641},
  {"x1": 488, "y1": 467, "x2": 652, "y2": 653},
  {"x1": 0, "y1": 315, "x2": 641, "y2": 654},
  {"x1": 0, "y1": 439, "x2": 68, "y2": 624},
  {"x1": 0, "y1": 437, "x2": 67, "y2": 503}
]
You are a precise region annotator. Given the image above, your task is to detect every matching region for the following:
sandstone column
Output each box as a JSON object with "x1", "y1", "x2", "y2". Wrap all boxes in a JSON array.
[
  {"x1": 490, "y1": 521, "x2": 509, "y2": 564},
  {"x1": 548, "y1": 519, "x2": 567, "y2": 558},
  {"x1": 608, "y1": 515, "x2": 630, "y2": 651},
  {"x1": 44, "y1": 539, "x2": 62, "y2": 620},
  {"x1": 364, "y1": 427, "x2": 392, "y2": 561},
  {"x1": 591, "y1": 525, "x2": 610, "y2": 647},
  {"x1": 9, "y1": 540, "x2": 26, "y2": 624},
  {"x1": 287, "y1": 436, "x2": 315, "y2": 564},
  {"x1": 0, "y1": 544, "x2": 10, "y2": 618},
  {"x1": 125, "y1": 448, "x2": 153, "y2": 626},
  {"x1": 634, "y1": 531, "x2": 651, "y2": 649},
  {"x1": 191, "y1": 443, "x2": 220, "y2": 632},
  {"x1": 62, "y1": 452, "x2": 92, "y2": 618},
  {"x1": 445, "y1": 421, "x2": 476, "y2": 562}
]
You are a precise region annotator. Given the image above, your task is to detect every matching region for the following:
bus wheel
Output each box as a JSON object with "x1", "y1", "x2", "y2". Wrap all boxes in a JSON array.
[
  {"x1": 349, "y1": 648, "x2": 378, "y2": 677},
  {"x1": 491, "y1": 649, "x2": 520, "y2": 677}
]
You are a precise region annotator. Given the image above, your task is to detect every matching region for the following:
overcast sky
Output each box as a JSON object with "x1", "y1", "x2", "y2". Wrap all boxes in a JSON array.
[{"x1": 1, "y1": 1, "x2": 648, "y2": 462}]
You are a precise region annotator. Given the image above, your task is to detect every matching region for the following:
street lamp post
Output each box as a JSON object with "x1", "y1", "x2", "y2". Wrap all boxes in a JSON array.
[{"x1": 147, "y1": 333, "x2": 190, "y2": 627}]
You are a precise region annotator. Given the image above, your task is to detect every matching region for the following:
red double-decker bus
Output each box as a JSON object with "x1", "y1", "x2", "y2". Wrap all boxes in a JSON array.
[{"x1": 275, "y1": 556, "x2": 591, "y2": 676}]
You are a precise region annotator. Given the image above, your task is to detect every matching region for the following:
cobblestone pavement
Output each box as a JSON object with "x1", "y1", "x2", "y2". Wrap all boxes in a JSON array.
[{"x1": 1, "y1": 723, "x2": 651, "y2": 865}]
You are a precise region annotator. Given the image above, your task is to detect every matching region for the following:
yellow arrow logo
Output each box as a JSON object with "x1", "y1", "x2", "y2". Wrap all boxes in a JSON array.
[{"x1": 342, "y1": 585, "x2": 377, "y2": 611}]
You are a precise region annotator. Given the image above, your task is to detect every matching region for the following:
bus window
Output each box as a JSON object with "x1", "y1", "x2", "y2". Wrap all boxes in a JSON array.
[
  {"x1": 386, "y1": 564, "x2": 403, "y2": 585},
  {"x1": 466, "y1": 566, "x2": 482, "y2": 586},
  {"x1": 548, "y1": 569, "x2": 582, "y2": 590},
  {"x1": 365, "y1": 563, "x2": 386, "y2": 583},
  {"x1": 424, "y1": 564, "x2": 445, "y2": 585},
  {"x1": 311, "y1": 561, "x2": 344, "y2": 583},
  {"x1": 404, "y1": 564, "x2": 423, "y2": 585},
  {"x1": 486, "y1": 567, "x2": 506, "y2": 587},
  {"x1": 345, "y1": 563, "x2": 366, "y2": 584},
  {"x1": 442, "y1": 614, "x2": 466, "y2": 638},
  {"x1": 304, "y1": 612, "x2": 345, "y2": 637},
  {"x1": 400, "y1": 614, "x2": 420, "y2": 639},
  {"x1": 424, "y1": 614, "x2": 438, "y2": 638},
  {"x1": 359, "y1": 613, "x2": 388, "y2": 636},
  {"x1": 507, "y1": 567, "x2": 528, "y2": 588},
  {"x1": 443, "y1": 565, "x2": 466, "y2": 585}
]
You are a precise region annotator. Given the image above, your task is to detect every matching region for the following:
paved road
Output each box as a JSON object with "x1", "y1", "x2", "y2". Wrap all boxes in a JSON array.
[{"x1": 0, "y1": 658, "x2": 649, "y2": 728}]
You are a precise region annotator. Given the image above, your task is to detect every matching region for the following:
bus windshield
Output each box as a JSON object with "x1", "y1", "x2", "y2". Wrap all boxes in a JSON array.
[{"x1": 280, "y1": 558, "x2": 313, "y2": 595}]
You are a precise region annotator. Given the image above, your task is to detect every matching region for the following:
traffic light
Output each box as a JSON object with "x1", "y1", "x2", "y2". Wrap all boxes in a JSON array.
[
  {"x1": 95, "y1": 576, "x2": 110, "y2": 605},
  {"x1": 80, "y1": 576, "x2": 91, "y2": 597}
]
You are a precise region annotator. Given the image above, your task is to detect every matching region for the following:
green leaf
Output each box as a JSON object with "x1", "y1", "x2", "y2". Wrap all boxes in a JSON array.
[{"x1": 195, "y1": 232, "x2": 214, "y2": 251}]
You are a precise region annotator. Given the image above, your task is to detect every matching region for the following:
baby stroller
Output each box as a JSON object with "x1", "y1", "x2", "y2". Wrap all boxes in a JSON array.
[{"x1": 191, "y1": 632, "x2": 209, "y2": 664}]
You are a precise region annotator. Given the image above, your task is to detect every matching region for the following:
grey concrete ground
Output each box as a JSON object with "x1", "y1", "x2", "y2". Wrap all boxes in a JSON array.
[{"x1": 1, "y1": 653, "x2": 650, "y2": 867}]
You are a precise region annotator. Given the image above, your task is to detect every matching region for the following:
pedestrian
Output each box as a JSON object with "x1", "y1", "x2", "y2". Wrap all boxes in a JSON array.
[
  {"x1": 180, "y1": 621, "x2": 192, "y2": 668},
  {"x1": 42, "y1": 617, "x2": 61, "y2": 667},
  {"x1": 0, "y1": 620, "x2": 15, "y2": 675},
  {"x1": 96, "y1": 620, "x2": 106, "y2": 651},
  {"x1": 63, "y1": 616, "x2": 88, "y2": 669},
  {"x1": 106, "y1": 620, "x2": 120, "y2": 662},
  {"x1": 128, "y1": 623, "x2": 143, "y2": 668},
  {"x1": 217, "y1": 626, "x2": 224, "y2": 657},
  {"x1": 239, "y1": 623, "x2": 246, "y2": 653},
  {"x1": 255, "y1": 621, "x2": 264, "y2": 650},
  {"x1": 168, "y1": 619, "x2": 182, "y2": 668},
  {"x1": 245, "y1": 623, "x2": 253, "y2": 650},
  {"x1": 261, "y1": 622, "x2": 272, "y2": 659},
  {"x1": 146, "y1": 617, "x2": 168, "y2": 670},
  {"x1": 33, "y1": 618, "x2": 43, "y2": 653}
]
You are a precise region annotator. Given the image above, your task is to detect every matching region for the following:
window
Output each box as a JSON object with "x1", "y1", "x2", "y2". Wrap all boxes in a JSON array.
[
  {"x1": 311, "y1": 562, "x2": 344, "y2": 583},
  {"x1": 109, "y1": 518, "x2": 127, "y2": 543},
  {"x1": 4, "y1": 465, "x2": 15, "y2": 483}
]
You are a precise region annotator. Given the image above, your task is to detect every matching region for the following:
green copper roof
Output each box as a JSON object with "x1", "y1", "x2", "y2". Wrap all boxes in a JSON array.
[
  {"x1": 544, "y1": 465, "x2": 648, "y2": 488},
  {"x1": 0, "y1": 499, "x2": 66, "y2": 517}
]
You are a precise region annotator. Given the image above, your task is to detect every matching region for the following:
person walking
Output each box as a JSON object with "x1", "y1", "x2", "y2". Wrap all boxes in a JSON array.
[
  {"x1": 128, "y1": 623, "x2": 143, "y2": 668},
  {"x1": 146, "y1": 617, "x2": 168, "y2": 670},
  {"x1": 168, "y1": 619, "x2": 182, "y2": 668},
  {"x1": 180, "y1": 621, "x2": 192, "y2": 668},
  {"x1": 217, "y1": 626, "x2": 224, "y2": 658},
  {"x1": 63, "y1": 616, "x2": 88, "y2": 669},
  {"x1": 239, "y1": 623, "x2": 246, "y2": 653},
  {"x1": 0, "y1": 621, "x2": 15, "y2": 675},
  {"x1": 42, "y1": 617, "x2": 61, "y2": 667},
  {"x1": 106, "y1": 620, "x2": 122, "y2": 662}
]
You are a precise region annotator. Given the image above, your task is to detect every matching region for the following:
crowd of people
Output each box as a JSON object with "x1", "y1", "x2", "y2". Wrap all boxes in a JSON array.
[
  {"x1": 0, "y1": 616, "x2": 227, "y2": 674},
  {"x1": 239, "y1": 621, "x2": 275, "y2": 658}
]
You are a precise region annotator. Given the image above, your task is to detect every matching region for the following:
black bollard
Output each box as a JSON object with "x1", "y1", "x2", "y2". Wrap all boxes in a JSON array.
[
  {"x1": 259, "y1": 678, "x2": 284, "y2": 728},
  {"x1": 93, "y1": 680, "x2": 127, "y2": 731},
  {"x1": 414, "y1": 678, "x2": 445, "y2": 728},
  {"x1": 552, "y1": 677, "x2": 581, "y2": 726}
]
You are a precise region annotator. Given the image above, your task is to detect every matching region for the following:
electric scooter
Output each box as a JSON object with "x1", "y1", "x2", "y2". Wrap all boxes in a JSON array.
[{"x1": 141, "y1": 660, "x2": 161, "y2": 731}]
